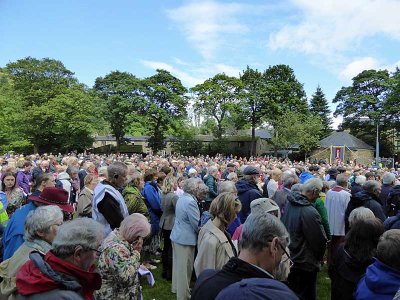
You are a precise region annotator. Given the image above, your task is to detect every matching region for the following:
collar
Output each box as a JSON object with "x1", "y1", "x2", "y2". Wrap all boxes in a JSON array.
[{"x1": 250, "y1": 263, "x2": 275, "y2": 279}]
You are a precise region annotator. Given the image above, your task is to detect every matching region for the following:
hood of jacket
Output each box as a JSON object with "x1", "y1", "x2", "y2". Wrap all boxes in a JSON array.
[
  {"x1": 57, "y1": 172, "x2": 71, "y2": 181},
  {"x1": 286, "y1": 191, "x2": 313, "y2": 207},
  {"x1": 299, "y1": 172, "x2": 314, "y2": 184},
  {"x1": 236, "y1": 179, "x2": 259, "y2": 194},
  {"x1": 351, "y1": 190, "x2": 376, "y2": 207}
]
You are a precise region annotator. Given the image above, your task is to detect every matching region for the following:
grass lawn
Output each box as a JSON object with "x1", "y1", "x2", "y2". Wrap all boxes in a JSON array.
[{"x1": 142, "y1": 263, "x2": 331, "y2": 300}]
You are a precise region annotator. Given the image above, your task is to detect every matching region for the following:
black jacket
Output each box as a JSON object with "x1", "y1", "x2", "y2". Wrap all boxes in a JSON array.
[
  {"x1": 281, "y1": 192, "x2": 327, "y2": 272},
  {"x1": 344, "y1": 190, "x2": 386, "y2": 232},
  {"x1": 329, "y1": 244, "x2": 372, "y2": 300},
  {"x1": 191, "y1": 257, "x2": 273, "y2": 300},
  {"x1": 236, "y1": 179, "x2": 262, "y2": 223}
]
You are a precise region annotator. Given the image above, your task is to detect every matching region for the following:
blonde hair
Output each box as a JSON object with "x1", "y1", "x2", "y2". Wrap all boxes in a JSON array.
[
  {"x1": 209, "y1": 192, "x2": 241, "y2": 227},
  {"x1": 162, "y1": 176, "x2": 177, "y2": 194}
]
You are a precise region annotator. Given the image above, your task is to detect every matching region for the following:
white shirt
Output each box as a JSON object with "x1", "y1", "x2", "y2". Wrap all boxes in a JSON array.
[{"x1": 325, "y1": 186, "x2": 351, "y2": 236}]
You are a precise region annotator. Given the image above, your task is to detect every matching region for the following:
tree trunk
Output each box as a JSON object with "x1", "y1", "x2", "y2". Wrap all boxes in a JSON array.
[{"x1": 251, "y1": 123, "x2": 256, "y2": 157}]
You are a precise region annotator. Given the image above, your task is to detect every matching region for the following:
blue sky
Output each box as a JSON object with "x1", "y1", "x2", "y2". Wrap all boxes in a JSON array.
[{"x1": 1, "y1": 0, "x2": 400, "y2": 128}]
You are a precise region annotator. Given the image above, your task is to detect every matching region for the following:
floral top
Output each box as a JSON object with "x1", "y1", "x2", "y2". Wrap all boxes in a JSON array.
[
  {"x1": 5, "y1": 188, "x2": 24, "y2": 217},
  {"x1": 95, "y1": 229, "x2": 141, "y2": 300}
]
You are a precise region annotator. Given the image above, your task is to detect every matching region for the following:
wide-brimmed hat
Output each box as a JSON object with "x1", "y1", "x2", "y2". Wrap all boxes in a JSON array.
[{"x1": 29, "y1": 187, "x2": 74, "y2": 213}]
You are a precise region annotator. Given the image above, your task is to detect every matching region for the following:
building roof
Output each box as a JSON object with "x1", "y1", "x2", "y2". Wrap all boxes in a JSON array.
[
  {"x1": 319, "y1": 131, "x2": 374, "y2": 150},
  {"x1": 236, "y1": 129, "x2": 272, "y2": 139}
]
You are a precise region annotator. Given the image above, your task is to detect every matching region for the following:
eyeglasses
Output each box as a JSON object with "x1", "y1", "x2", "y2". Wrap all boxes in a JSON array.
[
  {"x1": 86, "y1": 246, "x2": 102, "y2": 255},
  {"x1": 278, "y1": 242, "x2": 294, "y2": 269}
]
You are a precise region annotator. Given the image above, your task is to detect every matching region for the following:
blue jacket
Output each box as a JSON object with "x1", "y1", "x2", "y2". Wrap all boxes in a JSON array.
[
  {"x1": 355, "y1": 258, "x2": 400, "y2": 300},
  {"x1": 384, "y1": 212, "x2": 400, "y2": 230},
  {"x1": 141, "y1": 181, "x2": 162, "y2": 234},
  {"x1": 299, "y1": 171, "x2": 314, "y2": 184},
  {"x1": 170, "y1": 192, "x2": 200, "y2": 246},
  {"x1": 236, "y1": 179, "x2": 262, "y2": 223},
  {"x1": 0, "y1": 192, "x2": 7, "y2": 210},
  {"x1": 2, "y1": 201, "x2": 37, "y2": 260}
]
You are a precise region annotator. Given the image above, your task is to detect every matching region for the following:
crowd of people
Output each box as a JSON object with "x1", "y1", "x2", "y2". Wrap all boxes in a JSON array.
[{"x1": 0, "y1": 152, "x2": 399, "y2": 300}]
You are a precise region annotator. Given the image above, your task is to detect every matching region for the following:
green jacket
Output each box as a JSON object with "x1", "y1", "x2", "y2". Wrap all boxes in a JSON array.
[
  {"x1": 313, "y1": 198, "x2": 331, "y2": 240},
  {"x1": 122, "y1": 185, "x2": 149, "y2": 217},
  {"x1": 0, "y1": 201, "x2": 9, "y2": 228}
]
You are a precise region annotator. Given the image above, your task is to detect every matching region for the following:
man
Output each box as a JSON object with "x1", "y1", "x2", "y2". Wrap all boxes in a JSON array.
[
  {"x1": 16, "y1": 218, "x2": 103, "y2": 299},
  {"x1": 2, "y1": 187, "x2": 74, "y2": 260},
  {"x1": 204, "y1": 166, "x2": 218, "y2": 210},
  {"x1": 236, "y1": 166, "x2": 262, "y2": 223},
  {"x1": 57, "y1": 166, "x2": 79, "y2": 205},
  {"x1": 266, "y1": 168, "x2": 282, "y2": 198},
  {"x1": 221, "y1": 163, "x2": 236, "y2": 181},
  {"x1": 345, "y1": 180, "x2": 386, "y2": 232},
  {"x1": 299, "y1": 166, "x2": 315, "y2": 184},
  {"x1": 191, "y1": 212, "x2": 291, "y2": 300},
  {"x1": 380, "y1": 172, "x2": 396, "y2": 208},
  {"x1": 92, "y1": 162, "x2": 129, "y2": 236},
  {"x1": 324, "y1": 174, "x2": 351, "y2": 265},
  {"x1": 31, "y1": 160, "x2": 50, "y2": 183},
  {"x1": 355, "y1": 229, "x2": 400, "y2": 300},
  {"x1": 273, "y1": 171, "x2": 299, "y2": 214},
  {"x1": 16, "y1": 161, "x2": 32, "y2": 195},
  {"x1": 282, "y1": 178, "x2": 328, "y2": 300}
]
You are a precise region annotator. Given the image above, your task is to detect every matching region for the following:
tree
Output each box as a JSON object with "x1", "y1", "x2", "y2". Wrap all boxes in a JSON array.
[
  {"x1": 191, "y1": 73, "x2": 243, "y2": 138},
  {"x1": 309, "y1": 85, "x2": 332, "y2": 138},
  {"x1": 141, "y1": 69, "x2": 188, "y2": 153},
  {"x1": 271, "y1": 111, "x2": 323, "y2": 157},
  {"x1": 5, "y1": 57, "x2": 96, "y2": 153},
  {"x1": 94, "y1": 71, "x2": 143, "y2": 148}
]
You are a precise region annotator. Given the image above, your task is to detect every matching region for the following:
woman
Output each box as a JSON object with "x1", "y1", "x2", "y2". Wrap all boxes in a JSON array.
[
  {"x1": 122, "y1": 172, "x2": 148, "y2": 216},
  {"x1": 194, "y1": 192, "x2": 241, "y2": 276},
  {"x1": 329, "y1": 218, "x2": 384, "y2": 300},
  {"x1": 96, "y1": 213, "x2": 151, "y2": 300},
  {"x1": 0, "y1": 205, "x2": 63, "y2": 300},
  {"x1": 29, "y1": 172, "x2": 56, "y2": 198},
  {"x1": 159, "y1": 176, "x2": 178, "y2": 280},
  {"x1": 77, "y1": 174, "x2": 98, "y2": 218},
  {"x1": 170, "y1": 178, "x2": 208, "y2": 300},
  {"x1": 1, "y1": 172, "x2": 24, "y2": 217}
]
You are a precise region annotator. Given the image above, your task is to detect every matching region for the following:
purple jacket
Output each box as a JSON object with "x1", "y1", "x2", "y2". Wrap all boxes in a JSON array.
[{"x1": 16, "y1": 170, "x2": 32, "y2": 195}]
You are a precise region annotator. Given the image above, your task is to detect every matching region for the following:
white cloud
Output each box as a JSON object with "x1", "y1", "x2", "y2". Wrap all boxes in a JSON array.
[
  {"x1": 268, "y1": 0, "x2": 400, "y2": 55},
  {"x1": 339, "y1": 57, "x2": 380, "y2": 80},
  {"x1": 166, "y1": 1, "x2": 258, "y2": 60},
  {"x1": 214, "y1": 63, "x2": 241, "y2": 77}
]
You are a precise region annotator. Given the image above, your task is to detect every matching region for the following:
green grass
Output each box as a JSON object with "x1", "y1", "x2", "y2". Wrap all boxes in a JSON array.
[{"x1": 142, "y1": 262, "x2": 331, "y2": 300}]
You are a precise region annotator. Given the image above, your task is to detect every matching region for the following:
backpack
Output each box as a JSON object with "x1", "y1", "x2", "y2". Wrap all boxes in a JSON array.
[{"x1": 386, "y1": 186, "x2": 400, "y2": 217}]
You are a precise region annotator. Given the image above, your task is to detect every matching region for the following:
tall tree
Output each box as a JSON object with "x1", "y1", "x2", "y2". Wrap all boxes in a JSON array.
[
  {"x1": 191, "y1": 73, "x2": 243, "y2": 138},
  {"x1": 142, "y1": 69, "x2": 187, "y2": 153},
  {"x1": 94, "y1": 71, "x2": 142, "y2": 148},
  {"x1": 310, "y1": 85, "x2": 332, "y2": 138}
]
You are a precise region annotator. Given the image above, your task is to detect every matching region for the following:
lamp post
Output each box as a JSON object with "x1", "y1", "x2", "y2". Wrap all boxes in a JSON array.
[{"x1": 375, "y1": 121, "x2": 380, "y2": 167}]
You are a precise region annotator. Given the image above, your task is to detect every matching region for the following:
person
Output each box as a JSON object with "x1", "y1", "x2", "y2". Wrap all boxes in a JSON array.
[
  {"x1": 204, "y1": 166, "x2": 218, "y2": 210},
  {"x1": 324, "y1": 174, "x2": 351, "y2": 265},
  {"x1": 194, "y1": 193, "x2": 241, "y2": 276},
  {"x1": 351, "y1": 175, "x2": 366, "y2": 195},
  {"x1": 28, "y1": 173, "x2": 56, "y2": 199},
  {"x1": 170, "y1": 178, "x2": 207, "y2": 300},
  {"x1": 56, "y1": 166, "x2": 79, "y2": 205},
  {"x1": 0, "y1": 205, "x2": 63, "y2": 300},
  {"x1": 191, "y1": 212, "x2": 291, "y2": 300},
  {"x1": 281, "y1": 178, "x2": 328, "y2": 300},
  {"x1": 92, "y1": 162, "x2": 129, "y2": 236},
  {"x1": 15, "y1": 218, "x2": 103, "y2": 300},
  {"x1": 2, "y1": 187, "x2": 73, "y2": 260},
  {"x1": 266, "y1": 168, "x2": 282, "y2": 198},
  {"x1": 159, "y1": 176, "x2": 178, "y2": 280},
  {"x1": 345, "y1": 180, "x2": 386, "y2": 232},
  {"x1": 379, "y1": 172, "x2": 396, "y2": 207},
  {"x1": 221, "y1": 163, "x2": 235, "y2": 181},
  {"x1": 31, "y1": 160, "x2": 50, "y2": 184},
  {"x1": 218, "y1": 181, "x2": 240, "y2": 236},
  {"x1": 354, "y1": 229, "x2": 400, "y2": 300},
  {"x1": 384, "y1": 186, "x2": 400, "y2": 230},
  {"x1": 96, "y1": 213, "x2": 151, "y2": 300},
  {"x1": 273, "y1": 171, "x2": 298, "y2": 214},
  {"x1": 348, "y1": 207, "x2": 375, "y2": 228},
  {"x1": 215, "y1": 278, "x2": 299, "y2": 300},
  {"x1": 76, "y1": 174, "x2": 98, "y2": 218},
  {"x1": 122, "y1": 172, "x2": 148, "y2": 216},
  {"x1": 236, "y1": 166, "x2": 262, "y2": 223},
  {"x1": 1, "y1": 172, "x2": 24, "y2": 217},
  {"x1": 16, "y1": 161, "x2": 32, "y2": 195},
  {"x1": 329, "y1": 218, "x2": 384, "y2": 300}
]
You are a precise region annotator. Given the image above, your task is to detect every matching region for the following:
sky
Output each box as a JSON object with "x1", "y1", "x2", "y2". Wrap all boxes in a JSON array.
[{"x1": 1, "y1": 0, "x2": 400, "y2": 129}]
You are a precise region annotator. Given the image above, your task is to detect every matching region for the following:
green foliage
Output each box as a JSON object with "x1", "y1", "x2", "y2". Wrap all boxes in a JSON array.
[
  {"x1": 272, "y1": 111, "x2": 323, "y2": 155},
  {"x1": 141, "y1": 69, "x2": 188, "y2": 153},
  {"x1": 171, "y1": 136, "x2": 203, "y2": 156},
  {"x1": 310, "y1": 85, "x2": 332, "y2": 138},
  {"x1": 94, "y1": 71, "x2": 143, "y2": 148},
  {"x1": 191, "y1": 73, "x2": 243, "y2": 138}
]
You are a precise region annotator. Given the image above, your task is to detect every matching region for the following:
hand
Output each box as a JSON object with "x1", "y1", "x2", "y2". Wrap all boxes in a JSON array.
[{"x1": 132, "y1": 237, "x2": 143, "y2": 252}]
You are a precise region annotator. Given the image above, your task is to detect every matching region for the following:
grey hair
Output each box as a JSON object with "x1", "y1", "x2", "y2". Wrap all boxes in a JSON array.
[
  {"x1": 52, "y1": 218, "x2": 103, "y2": 258},
  {"x1": 226, "y1": 172, "x2": 238, "y2": 181},
  {"x1": 363, "y1": 180, "x2": 381, "y2": 194},
  {"x1": 240, "y1": 212, "x2": 290, "y2": 253},
  {"x1": 66, "y1": 166, "x2": 79, "y2": 176},
  {"x1": 24, "y1": 205, "x2": 63, "y2": 242},
  {"x1": 382, "y1": 172, "x2": 396, "y2": 185},
  {"x1": 377, "y1": 229, "x2": 400, "y2": 270},
  {"x1": 218, "y1": 181, "x2": 237, "y2": 194},
  {"x1": 183, "y1": 177, "x2": 203, "y2": 195},
  {"x1": 208, "y1": 166, "x2": 218, "y2": 176},
  {"x1": 107, "y1": 162, "x2": 128, "y2": 178},
  {"x1": 348, "y1": 207, "x2": 375, "y2": 227},
  {"x1": 302, "y1": 178, "x2": 323, "y2": 193},
  {"x1": 355, "y1": 175, "x2": 366, "y2": 185},
  {"x1": 336, "y1": 174, "x2": 349, "y2": 188},
  {"x1": 291, "y1": 183, "x2": 303, "y2": 193},
  {"x1": 282, "y1": 172, "x2": 299, "y2": 188}
]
